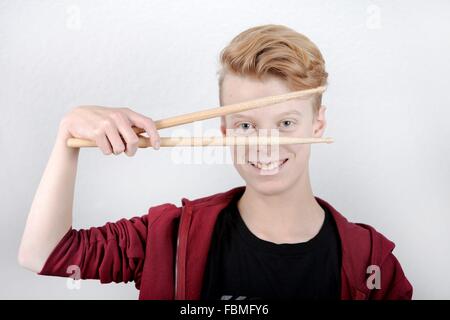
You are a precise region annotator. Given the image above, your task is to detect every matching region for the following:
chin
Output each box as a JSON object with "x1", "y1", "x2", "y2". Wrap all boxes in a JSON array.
[
  {"x1": 246, "y1": 180, "x2": 292, "y2": 196},
  {"x1": 235, "y1": 163, "x2": 304, "y2": 197}
]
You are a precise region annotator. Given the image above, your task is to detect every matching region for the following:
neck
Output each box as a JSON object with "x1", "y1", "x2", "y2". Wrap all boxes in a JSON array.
[{"x1": 237, "y1": 170, "x2": 325, "y2": 244}]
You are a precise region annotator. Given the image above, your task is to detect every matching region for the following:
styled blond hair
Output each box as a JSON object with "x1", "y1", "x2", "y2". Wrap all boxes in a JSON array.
[{"x1": 218, "y1": 24, "x2": 328, "y2": 114}]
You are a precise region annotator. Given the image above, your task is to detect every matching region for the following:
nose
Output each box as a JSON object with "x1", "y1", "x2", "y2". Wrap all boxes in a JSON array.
[{"x1": 251, "y1": 129, "x2": 282, "y2": 162}]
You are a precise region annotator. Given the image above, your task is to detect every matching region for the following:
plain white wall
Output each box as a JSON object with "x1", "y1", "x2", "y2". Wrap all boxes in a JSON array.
[{"x1": 1, "y1": 0, "x2": 449, "y2": 299}]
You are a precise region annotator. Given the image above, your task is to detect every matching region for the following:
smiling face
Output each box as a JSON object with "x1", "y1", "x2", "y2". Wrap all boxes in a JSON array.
[{"x1": 220, "y1": 73, "x2": 327, "y2": 196}]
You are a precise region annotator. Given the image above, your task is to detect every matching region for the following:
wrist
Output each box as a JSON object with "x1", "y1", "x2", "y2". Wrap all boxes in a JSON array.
[{"x1": 55, "y1": 122, "x2": 79, "y2": 156}]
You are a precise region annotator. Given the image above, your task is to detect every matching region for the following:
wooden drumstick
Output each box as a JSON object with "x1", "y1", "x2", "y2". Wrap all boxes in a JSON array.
[{"x1": 67, "y1": 86, "x2": 328, "y2": 148}]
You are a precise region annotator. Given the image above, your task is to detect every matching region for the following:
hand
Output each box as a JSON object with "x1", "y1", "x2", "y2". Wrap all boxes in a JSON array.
[{"x1": 58, "y1": 106, "x2": 161, "y2": 156}]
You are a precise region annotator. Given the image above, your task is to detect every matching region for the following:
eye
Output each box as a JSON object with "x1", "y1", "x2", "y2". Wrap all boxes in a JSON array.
[
  {"x1": 237, "y1": 122, "x2": 255, "y2": 131},
  {"x1": 280, "y1": 120, "x2": 294, "y2": 128}
]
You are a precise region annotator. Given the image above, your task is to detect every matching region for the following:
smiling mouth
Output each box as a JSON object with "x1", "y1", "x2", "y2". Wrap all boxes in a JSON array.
[{"x1": 248, "y1": 158, "x2": 289, "y2": 171}]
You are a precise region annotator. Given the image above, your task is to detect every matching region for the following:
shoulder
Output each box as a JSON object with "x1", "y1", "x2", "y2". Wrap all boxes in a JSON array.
[
  {"x1": 180, "y1": 186, "x2": 245, "y2": 209},
  {"x1": 316, "y1": 196, "x2": 412, "y2": 299},
  {"x1": 144, "y1": 186, "x2": 245, "y2": 225},
  {"x1": 316, "y1": 196, "x2": 396, "y2": 262}
]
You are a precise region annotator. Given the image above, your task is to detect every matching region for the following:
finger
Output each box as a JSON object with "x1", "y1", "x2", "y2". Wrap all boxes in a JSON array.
[
  {"x1": 101, "y1": 119, "x2": 125, "y2": 154},
  {"x1": 122, "y1": 108, "x2": 161, "y2": 150},
  {"x1": 94, "y1": 131, "x2": 113, "y2": 155},
  {"x1": 110, "y1": 112, "x2": 140, "y2": 156}
]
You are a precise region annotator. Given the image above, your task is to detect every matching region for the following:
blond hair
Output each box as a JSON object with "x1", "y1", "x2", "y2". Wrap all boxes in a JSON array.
[{"x1": 218, "y1": 24, "x2": 328, "y2": 113}]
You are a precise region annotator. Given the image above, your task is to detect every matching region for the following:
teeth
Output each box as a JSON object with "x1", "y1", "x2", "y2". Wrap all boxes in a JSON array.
[{"x1": 250, "y1": 159, "x2": 286, "y2": 170}]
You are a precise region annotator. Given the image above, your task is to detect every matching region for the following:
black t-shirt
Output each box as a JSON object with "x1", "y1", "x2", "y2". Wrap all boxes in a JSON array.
[{"x1": 201, "y1": 194, "x2": 342, "y2": 300}]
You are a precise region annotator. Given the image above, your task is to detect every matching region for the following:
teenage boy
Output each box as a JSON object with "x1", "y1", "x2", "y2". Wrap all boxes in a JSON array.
[{"x1": 18, "y1": 24, "x2": 412, "y2": 300}]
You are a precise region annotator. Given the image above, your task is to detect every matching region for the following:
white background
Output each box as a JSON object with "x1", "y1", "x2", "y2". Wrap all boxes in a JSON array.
[{"x1": 1, "y1": 0, "x2": 449, "y2": 299}]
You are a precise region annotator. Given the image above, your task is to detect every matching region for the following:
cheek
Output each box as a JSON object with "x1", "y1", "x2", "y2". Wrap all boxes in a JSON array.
[
  {"x1": 229, "y1": 145, "x2": 250, "y2": 165},
  {"x1": 290, "y1": 124, "x2": 312, "y2": 136},
  {"x1": 283, "y1": 143, "x2": 310, "y2": 161},
  {"x1": 291, "y1": 145, "x2": 311, "y2": 166}
]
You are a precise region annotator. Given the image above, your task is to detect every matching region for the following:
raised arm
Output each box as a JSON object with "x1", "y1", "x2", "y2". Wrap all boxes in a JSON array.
[{"x1": 18, "y1": 106, "x2": 161, "y2": 273}]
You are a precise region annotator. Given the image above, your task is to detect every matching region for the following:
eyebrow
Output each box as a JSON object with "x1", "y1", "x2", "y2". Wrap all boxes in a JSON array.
[
  {"x1": 229, "y1": 114, "x2": 256, "y2": 121},
  {"x1": 229, "y1": 110, "x2": 303, "y2": 121},
  {"x1": 276, "y1": 110, "x2": 303, "y2": 118}
]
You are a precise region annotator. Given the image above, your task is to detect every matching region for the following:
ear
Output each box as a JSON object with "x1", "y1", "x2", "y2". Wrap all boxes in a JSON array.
[{"x1": 312, "y1": 105, "x2": 327, "y2": 138}]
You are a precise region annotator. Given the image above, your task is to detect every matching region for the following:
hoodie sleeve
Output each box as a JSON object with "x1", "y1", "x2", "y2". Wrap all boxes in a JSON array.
[
  {"x1": 370, "y1": 252, "x2": 413, "y2": 300},
  {"x1": 38, "y1": 214, "x2": 148, "y2": 288}
]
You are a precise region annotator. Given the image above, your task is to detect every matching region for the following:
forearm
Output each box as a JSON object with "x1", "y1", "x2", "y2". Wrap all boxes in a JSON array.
[
  {"x1": 18, "y1": 125, "x2": 80, "y2": 272},
  {"x1": 18, "y1": 106, "x2": 160, "y2": 274}
]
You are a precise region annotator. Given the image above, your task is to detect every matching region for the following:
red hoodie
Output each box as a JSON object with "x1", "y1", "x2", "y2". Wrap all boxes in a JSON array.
[{"x1": 38, "y1": 186, "x2": 413, "y2": 300}]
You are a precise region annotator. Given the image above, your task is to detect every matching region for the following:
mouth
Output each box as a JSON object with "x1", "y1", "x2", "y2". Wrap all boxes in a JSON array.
[{"x1": 247, "y1": 158, "x2": 289, "y2": 174}]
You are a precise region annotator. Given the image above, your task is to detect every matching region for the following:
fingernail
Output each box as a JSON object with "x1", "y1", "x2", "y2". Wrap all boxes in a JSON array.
[{"x1": 154, "y1": 141, "x2": 160, "y2": 150}]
